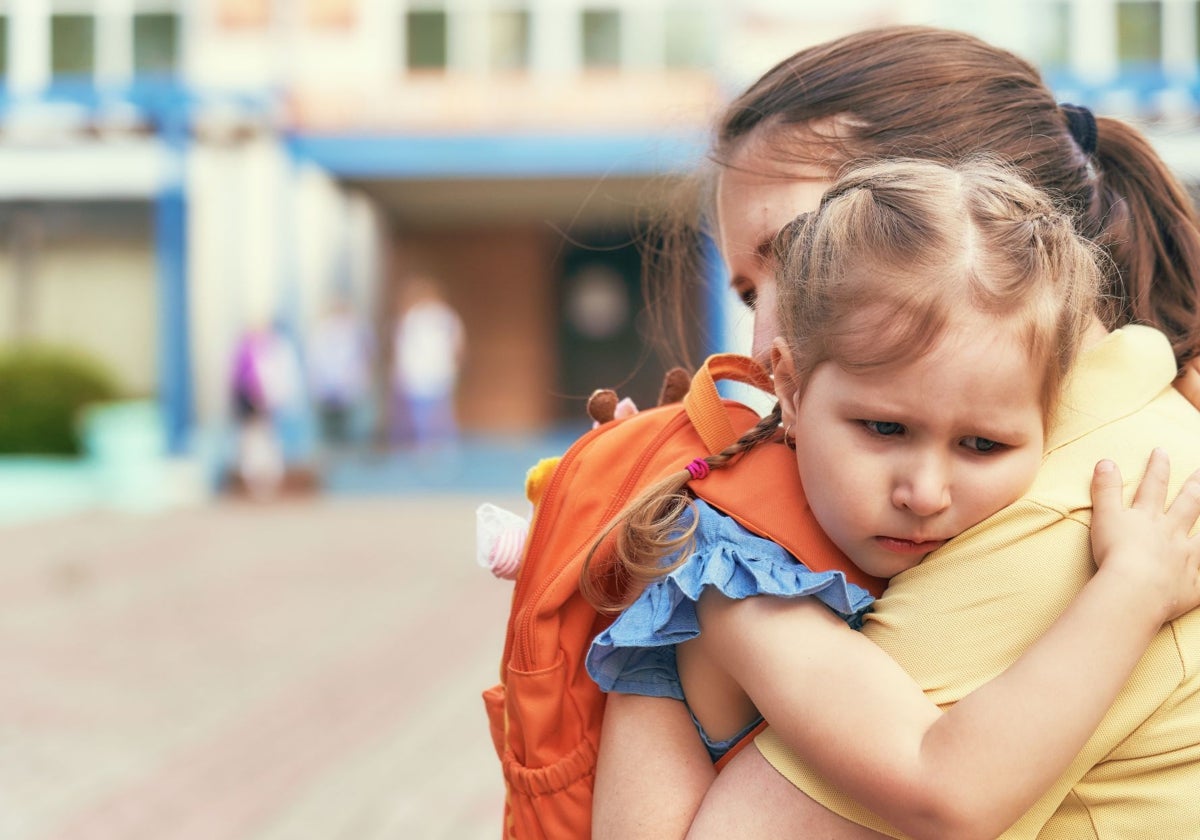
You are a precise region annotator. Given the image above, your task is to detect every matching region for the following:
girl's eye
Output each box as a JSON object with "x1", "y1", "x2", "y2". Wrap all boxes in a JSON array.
[
  {"x1": 962, "y1": 436, "x2": 1003, "y2": 453},
  {"x1": 737, "y1": 286, "x2": 758, "y2": 310},
  {"x1": 863, "y1": 420, "x2": 904, "y2": 437}
]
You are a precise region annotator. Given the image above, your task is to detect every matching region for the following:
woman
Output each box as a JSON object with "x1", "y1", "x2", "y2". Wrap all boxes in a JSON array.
[{"x1": 600, "y1": 25, "x2": 1200, "y2": 838}]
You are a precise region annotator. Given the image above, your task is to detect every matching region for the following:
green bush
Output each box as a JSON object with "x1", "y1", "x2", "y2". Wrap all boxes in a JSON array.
[{"x1": 0, "y1": 346, "x2": 121, "y2": 455}]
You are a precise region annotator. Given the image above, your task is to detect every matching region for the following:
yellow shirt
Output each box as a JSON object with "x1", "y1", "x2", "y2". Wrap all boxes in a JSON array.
[{"x1": 758, "y1": 326, "x2": 1200, "y2": 839}]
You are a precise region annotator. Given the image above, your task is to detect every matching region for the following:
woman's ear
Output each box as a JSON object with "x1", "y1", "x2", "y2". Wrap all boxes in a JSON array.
[{"x1": 771, "y1": 337, "x2": 799, "y2": 427}]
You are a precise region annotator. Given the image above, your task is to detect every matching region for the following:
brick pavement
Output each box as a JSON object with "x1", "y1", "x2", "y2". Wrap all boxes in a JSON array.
[{"x1": 0, "y1": 494, "x2": 521, "y2": 840}]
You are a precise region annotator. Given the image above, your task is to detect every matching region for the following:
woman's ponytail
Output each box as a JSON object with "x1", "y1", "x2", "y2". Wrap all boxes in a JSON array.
[{"x1": 1091, "y1": 117, "x2": 1200, "y2": 367}]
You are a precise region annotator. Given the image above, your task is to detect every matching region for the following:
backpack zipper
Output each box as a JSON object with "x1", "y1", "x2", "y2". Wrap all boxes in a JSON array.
[{"x1": 511, "y1": 410, "x2": 692, "y2": 672}]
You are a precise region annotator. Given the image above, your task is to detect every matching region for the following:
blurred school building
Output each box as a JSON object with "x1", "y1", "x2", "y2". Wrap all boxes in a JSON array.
[{"x1": 3, "y1": 0, "x2": 1200, "y2": 463}]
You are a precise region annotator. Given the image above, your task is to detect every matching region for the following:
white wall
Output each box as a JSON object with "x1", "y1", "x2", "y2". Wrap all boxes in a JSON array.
[
  {"x1": 0, "y1": 202, "x2": 157, "y2": 396},
  {"x1": 37, "y1": 238, "x2": 157, "y2": 394}
]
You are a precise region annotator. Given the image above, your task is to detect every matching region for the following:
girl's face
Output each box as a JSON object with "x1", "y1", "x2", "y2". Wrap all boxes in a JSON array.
[
  {"x1": 773, "y1": 318, "x2": 1046, "y2": 580},
  {"x1": 715, "y1": 155, "x2": 832, "y2": 363}
]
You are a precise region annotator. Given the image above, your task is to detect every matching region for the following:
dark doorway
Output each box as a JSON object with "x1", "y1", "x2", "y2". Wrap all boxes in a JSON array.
[{"x1": 556, "y1": 233, "x2": 668, "y2": 420}]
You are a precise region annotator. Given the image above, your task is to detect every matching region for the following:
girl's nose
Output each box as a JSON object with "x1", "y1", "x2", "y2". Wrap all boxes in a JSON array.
[{"x1": 892, "y1": 457, "x2": 952, "y2": 517}]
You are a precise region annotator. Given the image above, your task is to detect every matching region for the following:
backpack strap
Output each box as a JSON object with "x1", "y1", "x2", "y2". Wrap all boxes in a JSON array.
[{"x1": 684, "y1": 354, "x2": 775, "y2": 454}]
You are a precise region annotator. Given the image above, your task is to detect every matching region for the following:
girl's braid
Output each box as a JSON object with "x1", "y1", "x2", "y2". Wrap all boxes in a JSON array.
[
  {"x1": 582, "y1": 403, "x2": 785, "y2": 612},
  {"x1": 703, "y1": 402, "x2": 784, "y2": 472}
]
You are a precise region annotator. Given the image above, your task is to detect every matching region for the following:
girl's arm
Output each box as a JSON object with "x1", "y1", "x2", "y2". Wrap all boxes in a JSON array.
[
  {"x1": 691, "y1": 450, "x2": 1200, "y2": 840},
  {"x1": 593, "y1": 693, "x2": 715, "y2": 840}
]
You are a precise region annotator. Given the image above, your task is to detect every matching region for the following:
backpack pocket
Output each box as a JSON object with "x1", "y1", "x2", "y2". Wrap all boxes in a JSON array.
[
  {"x1": 500, "y1": 656, "x2": 601, "y2": 839},
  {"x1": 502, "y1": 735, "x2": 597, "y2": 840},
  {"x1": 483, "y1": 682, "x2": 507, "y2": 761}
]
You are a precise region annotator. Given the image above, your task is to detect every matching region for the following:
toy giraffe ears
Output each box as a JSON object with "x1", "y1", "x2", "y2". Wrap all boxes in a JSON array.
[
  {"x1": 585, "y1": 367, "x2": 692, "y2": 425},
  {"x1": 586, "y1": 389, "x2": 620, "y2": 425},
  {"x1": 657, "y1": 367, "x2": 690, "y2": 406}
]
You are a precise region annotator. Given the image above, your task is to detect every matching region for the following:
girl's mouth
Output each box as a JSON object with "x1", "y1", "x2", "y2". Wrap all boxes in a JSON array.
[{"x1": 875, "y1": 536, "x2": 948, "y2": 554}]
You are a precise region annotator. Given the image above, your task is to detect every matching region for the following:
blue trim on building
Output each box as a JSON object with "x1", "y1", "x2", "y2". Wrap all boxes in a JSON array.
[
  {"x1": 155, "y1": 184, "x2": 191, "y2": 454},
  {"x1": 284, "y1": 132, "x2": 708, "y2": 179},
  {"x1": 155, "y1": 114, "x2": 192, "y2": 455}
]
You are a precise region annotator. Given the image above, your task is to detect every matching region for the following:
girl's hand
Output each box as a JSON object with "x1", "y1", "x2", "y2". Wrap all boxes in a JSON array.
[{"x1": 1090, "y1": 448, "x2": 1200, "y2": 623}]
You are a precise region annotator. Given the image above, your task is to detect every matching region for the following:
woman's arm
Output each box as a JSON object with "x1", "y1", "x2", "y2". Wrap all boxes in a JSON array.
[
  {"x1": 593, "y1": 693, "x2": 715, "y2": 840},
  {"x1": 690, "y1": 451, "x2": 1200, "y2": 840},
  {"x1": 688, "y1": 743, "x2": 891, "y2": 839}
]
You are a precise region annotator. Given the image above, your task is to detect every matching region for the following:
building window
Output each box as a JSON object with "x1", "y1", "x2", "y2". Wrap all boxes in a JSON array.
[
  {"x1": 306, "y1": 0, "x2": 355, "y2": 29},
  {"x1": 218, "y1": 0, "x2": 270, "y2": 29},
  {"x1": 489, "y1": 9, "x2": 529, "y2": 70},
  {"x1": 51, "y1": 14, "x2": 95, "y2": 76},
  {"x1": 664, "y1": 3, "x2": 713, "y2": 68},
  {"x1": 1031, "y1": 1, "x2": 1070, "y2": 71},
  {"x1": 1117, "y1": 0, "x2": 1163, "y2": 66},
  {"x1": 582, "y1": 9, "x2": 620, "y2": 68},
  {"x1": 1194, "y1": 0, "x2": 1200, "y2": 69},
  {"x1": 134, "y1": 13, "x2": 179, "y2": 74},
  {"x1": 407, "y1": 9, "x2": 447, "y2": 69}
]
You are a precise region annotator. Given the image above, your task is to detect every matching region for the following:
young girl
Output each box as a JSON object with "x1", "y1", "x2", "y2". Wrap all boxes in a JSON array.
[{"x1": 584, "y1": 158, "x2": 1200, "y2": 840}]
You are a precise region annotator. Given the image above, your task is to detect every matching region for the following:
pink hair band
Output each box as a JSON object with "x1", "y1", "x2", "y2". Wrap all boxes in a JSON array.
[{"x1": 685, "y1": 458, "x2": 710, "y2": 481}]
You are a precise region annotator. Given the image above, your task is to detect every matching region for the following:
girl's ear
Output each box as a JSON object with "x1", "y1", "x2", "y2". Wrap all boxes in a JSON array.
[{"x1": 771, "y1": 337, "x2": 800, "y2": 427}]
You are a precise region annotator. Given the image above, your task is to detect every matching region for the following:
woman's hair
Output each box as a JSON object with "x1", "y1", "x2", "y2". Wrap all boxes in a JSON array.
[
  {"x1": 648, "y1": 25, "x2": 1200, "y2": 370},
  {"x1": 587, "y1": 157, "x2": 1101, "y2": 612}
]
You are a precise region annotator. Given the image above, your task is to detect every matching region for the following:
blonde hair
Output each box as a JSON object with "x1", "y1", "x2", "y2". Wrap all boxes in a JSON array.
[
  {"x1": 777, "y1": 157, "x2": 1102, "y2": 421},
  {"x1": 584, "y1": 158, "x2": 1101, "y2": 612}
]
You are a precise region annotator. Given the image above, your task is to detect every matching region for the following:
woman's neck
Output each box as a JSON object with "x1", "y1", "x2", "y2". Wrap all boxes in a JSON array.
[{"x1": 1081, "y1": 315, "x2": 1110, "y2": 351}]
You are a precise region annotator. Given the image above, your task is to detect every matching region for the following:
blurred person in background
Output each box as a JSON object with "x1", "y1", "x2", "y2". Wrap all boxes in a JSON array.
[
  {"x1": 230, "y1": 319, "x2": 304, "y2": 499},
  {"x1": 309, "y1": 295, "x2": 373, "y2": 449},
  {"x1": 390, "y1": 277, "x2": 465, "y2": 451}
]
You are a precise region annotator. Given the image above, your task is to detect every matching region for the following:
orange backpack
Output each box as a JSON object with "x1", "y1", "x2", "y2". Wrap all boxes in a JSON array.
[{"x1": 482, "y1": 354, "x2": 885, "y2": 840}]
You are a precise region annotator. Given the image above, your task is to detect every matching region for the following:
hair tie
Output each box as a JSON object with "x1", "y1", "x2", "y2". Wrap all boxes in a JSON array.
[
  {"x1": 1060, "y1": 103, "x2": 1097, "y2": 156},
  {"x1": 684, "y1": 458, "x2": 710, "y2": 481}
]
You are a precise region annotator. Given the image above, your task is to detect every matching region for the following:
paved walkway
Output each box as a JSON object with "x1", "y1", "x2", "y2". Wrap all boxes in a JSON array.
[
  {"x1": 0, "y1": 494, "x2": 521, "y2": 840},
  {"x1": 320, "y1": 431, "x2": 583, "y2": 496}
]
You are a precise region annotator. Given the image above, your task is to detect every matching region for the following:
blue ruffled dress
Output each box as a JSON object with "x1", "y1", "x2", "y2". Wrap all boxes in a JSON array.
[{"x1": 586, "y1": 499, "x2": 874, "y2": 760}]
